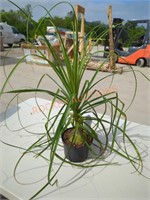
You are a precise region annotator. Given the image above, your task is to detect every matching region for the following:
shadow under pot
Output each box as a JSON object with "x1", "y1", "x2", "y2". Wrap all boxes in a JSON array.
[{"x1": 62, "y1": 127, "x2": 93, "y2": 162}]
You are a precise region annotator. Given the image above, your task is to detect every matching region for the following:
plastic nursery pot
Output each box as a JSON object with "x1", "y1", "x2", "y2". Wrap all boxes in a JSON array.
[{"x1": 62, "y1": 127, "x2": 93, "y2": 162}]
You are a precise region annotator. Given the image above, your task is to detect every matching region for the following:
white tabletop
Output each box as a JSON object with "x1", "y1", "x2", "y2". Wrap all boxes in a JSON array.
[{"x1": 0, "y1": 98, "x2": 150, "y2": 200}]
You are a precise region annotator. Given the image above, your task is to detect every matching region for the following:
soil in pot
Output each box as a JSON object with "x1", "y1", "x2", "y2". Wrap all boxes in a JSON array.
[{"x1": 62, "y1": 127, "x2": 93, "y2": 162}]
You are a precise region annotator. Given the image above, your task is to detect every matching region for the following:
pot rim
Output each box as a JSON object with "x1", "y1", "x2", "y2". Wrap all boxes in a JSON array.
[{"x1": 62, "y1": 127, "x2": 93, "y2": 148}]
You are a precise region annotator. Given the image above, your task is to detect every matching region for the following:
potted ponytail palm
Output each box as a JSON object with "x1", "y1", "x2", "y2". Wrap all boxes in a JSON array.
[{"x1": 0, "y1": 1, "x2": 144, "y2": 199}]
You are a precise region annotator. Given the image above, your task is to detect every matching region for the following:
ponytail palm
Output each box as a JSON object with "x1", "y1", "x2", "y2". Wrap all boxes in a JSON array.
[{"x1": 0, "y1": 1, "x2": 144, "y2": 199}]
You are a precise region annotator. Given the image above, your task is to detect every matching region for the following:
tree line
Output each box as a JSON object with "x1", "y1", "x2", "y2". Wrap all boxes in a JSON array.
[
  {"x1": 0, "y1": 4, "x2": 108, "y2": 43},
  {"x1": 0, "y1": 5, "x2": 146, "y2": 47}
]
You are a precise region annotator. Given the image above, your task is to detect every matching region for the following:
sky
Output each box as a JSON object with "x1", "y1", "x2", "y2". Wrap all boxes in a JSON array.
[{"x1": 1, "y1": 0, "x2": 150, "y2": 23}]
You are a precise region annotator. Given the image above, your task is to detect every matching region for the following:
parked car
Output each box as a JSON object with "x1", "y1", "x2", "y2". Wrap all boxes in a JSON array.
[
  {"x1": 11, "y1": 26, "x2": 26, "y2": 45},
  {"x1": 0, "y1": 22, "x2": 14, "y2": 47},
  {"x1": 0, "y1": 22, "x2": 26, "y2": 47}
]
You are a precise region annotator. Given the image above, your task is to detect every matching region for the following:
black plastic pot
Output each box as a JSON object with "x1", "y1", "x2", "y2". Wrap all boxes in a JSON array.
[{"x1": 62, "y1": 127, "x2": 93, "y2": 162}]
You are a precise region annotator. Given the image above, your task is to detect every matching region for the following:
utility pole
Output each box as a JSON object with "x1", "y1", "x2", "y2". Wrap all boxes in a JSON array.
[{"x1": 0, "y1": 32, "x2": 4, "y2": 52}]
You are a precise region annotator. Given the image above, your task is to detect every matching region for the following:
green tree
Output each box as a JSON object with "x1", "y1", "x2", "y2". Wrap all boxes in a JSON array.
[
  {"x1": 0, "y1": 4, "x2": 35, "y2": 39},
  {"x1": 0, "y1": 6, "x2": 107, "y2": 42}
]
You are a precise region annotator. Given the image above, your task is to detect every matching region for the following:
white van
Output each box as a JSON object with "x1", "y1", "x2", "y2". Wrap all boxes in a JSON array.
[
  {"x1": 0, "y1": 22, "x2": 14, "y2": 47},
  {"x1": 11, "y1": 26, "x2": 26, "y2": 44},
  {"x1": 0, "y1": 22, "x2": 26, "y2": 47}
]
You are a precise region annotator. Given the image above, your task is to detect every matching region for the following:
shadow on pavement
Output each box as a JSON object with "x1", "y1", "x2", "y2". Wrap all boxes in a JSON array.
[{"x1": 0, "y1": 55, "x2": 25, "y2": 66}]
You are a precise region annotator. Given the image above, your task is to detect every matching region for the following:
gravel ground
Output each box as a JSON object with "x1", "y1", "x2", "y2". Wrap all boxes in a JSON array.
[{"x1": 0, "y1": 46, "x2": 150, "y2": 126}]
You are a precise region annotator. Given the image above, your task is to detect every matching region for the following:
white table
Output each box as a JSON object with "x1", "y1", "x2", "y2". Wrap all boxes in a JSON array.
[{"x1": 0, "y1": 98, "x2": 150, "y2": 200}]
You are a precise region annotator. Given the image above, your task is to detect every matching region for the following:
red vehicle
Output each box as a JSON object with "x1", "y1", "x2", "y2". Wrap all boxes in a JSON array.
[{"x1": 104, "y1": 19, "x2": 150, "y2": 67}]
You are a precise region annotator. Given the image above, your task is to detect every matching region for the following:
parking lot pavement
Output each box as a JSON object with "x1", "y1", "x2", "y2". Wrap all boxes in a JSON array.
[{"x1": 0, "y1": 46, "x2": 150, "y2": 125}]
